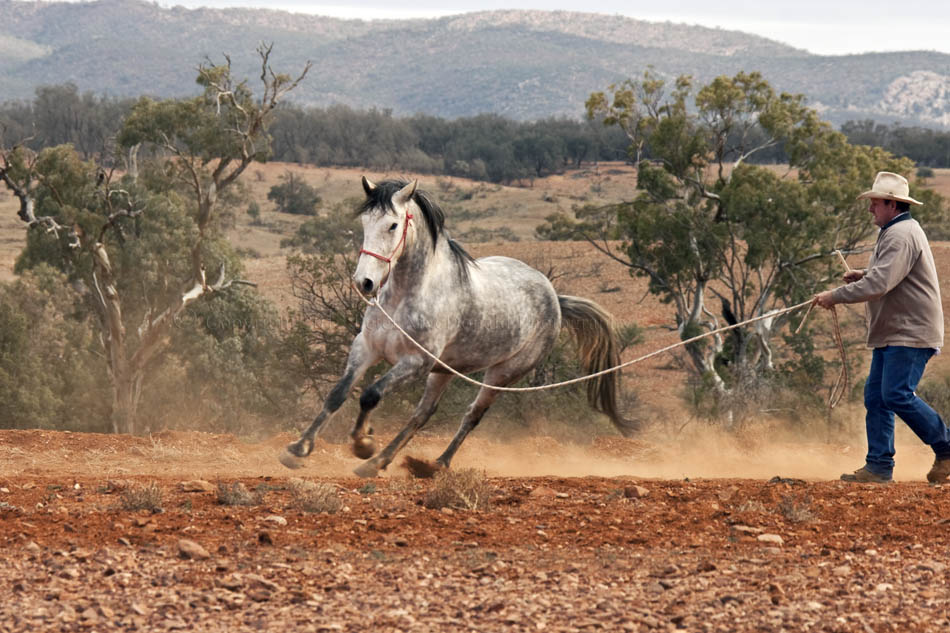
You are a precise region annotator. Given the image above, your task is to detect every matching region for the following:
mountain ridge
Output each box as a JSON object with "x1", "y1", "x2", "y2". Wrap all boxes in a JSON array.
[{"x1": 1, "y1": 0, "x2": 948, "y2": 127}]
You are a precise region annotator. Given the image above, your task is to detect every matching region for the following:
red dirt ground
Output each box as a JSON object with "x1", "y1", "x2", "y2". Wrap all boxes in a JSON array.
[{"x1": 2, "y1": 428, "x2": 950, "y2": 632}]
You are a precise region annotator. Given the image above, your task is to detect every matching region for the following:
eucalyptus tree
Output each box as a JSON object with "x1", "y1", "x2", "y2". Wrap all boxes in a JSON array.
[
  {"x1": 539, "y1": 71, "x2": 939, "y2": 416},
  {"x1": 1, "y1": 45, "x2": 309, "y2": 434}
]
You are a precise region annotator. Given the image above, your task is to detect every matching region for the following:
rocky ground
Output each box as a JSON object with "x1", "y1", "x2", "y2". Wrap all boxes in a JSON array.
[{"x1": 1, "y1": 429, "x2": 949, "y2": 632}]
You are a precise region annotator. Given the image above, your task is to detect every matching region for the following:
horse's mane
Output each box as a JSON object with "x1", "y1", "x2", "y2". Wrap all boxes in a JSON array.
[{"x1": 358, "y1": 179, "x2": 476, "y2": 276}]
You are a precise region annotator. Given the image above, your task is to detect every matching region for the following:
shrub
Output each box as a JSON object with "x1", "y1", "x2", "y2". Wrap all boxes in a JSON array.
[
  {"x1": 119, "y1": 482, "x2": 164, "y2": 512},
  {"x1": 423, "y1": 468, "x2": 493, "y2": 511},
  {"x1": 288, "y1": 478, "x2": 342, "y2": 514},
  {"x1": 216, "y1": 481, "x2": 261, "y2": 506},
  {"x1": 918, "y1": 375, "x2": 950, "y2": 420},
  {"x1": 267, "y1": 171, "x2": 321, "y2": 215}
]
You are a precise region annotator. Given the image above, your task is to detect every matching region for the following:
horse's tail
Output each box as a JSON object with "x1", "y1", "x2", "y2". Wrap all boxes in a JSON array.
[{"x1": 558, "y1": 295, "x2": 639, "y2": 437}]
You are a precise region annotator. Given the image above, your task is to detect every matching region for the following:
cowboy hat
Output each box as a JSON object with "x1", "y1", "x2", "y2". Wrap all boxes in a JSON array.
[{"x1": 856, "y1": 171, "x2": 922, "y2": 205}]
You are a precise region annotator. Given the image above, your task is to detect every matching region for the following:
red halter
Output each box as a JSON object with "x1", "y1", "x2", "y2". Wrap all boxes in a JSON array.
[{"x1": 358, "y1": 212, "x2": 414, "y2": 284}]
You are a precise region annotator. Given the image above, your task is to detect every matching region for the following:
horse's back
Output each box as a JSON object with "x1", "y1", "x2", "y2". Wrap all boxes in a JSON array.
[
  {"x1": 469, "y1": 255, "x2": 558, "y2": 311},
  {"x1": 427, "y1": 254, "x2": 560, "y2": 372}
]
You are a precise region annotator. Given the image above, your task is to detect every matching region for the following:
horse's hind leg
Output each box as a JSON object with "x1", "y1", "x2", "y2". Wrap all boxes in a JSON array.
[
  {"x1": 280, "y1": 336, "x2": 377, "y2": 468},
  {"x1": 353, "y1": 371, "x2": 454, "y2": 478},
  {"x1": 432, "y1": 384, "x2": 501, "y2": 472},
  {"x1": 429, "y1": 364, "x2": 530, "y2": 473}
]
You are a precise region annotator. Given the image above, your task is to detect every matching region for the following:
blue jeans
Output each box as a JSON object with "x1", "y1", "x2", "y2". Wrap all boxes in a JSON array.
[{"x1": 863, "y1": 346, "x2": 950, "y2": 477}]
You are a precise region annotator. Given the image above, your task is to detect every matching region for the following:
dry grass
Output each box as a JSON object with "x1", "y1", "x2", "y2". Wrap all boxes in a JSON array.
[
  {"x1": 287, "y1": 478, "x2": 342, "y2": 514},
  {"x1": 423, "y1": 468, "x2": 493, "y2": 511},
  {"x1": 119, "y1": 481, "x2": 164, "y2": 512},
  {"x1": 216, "y1": 481, "x2": 261, "y2": 506},
  {"x1": 778, "y1": 495, "x2": 816, "y2": 523}
]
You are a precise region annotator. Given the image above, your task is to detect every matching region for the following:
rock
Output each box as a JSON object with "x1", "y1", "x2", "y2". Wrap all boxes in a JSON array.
[
  {"x1": 875, "y1": 583, "x2": 893, "y2": 592},
  {"x1": 217, "y1": 574, "x2": 243, "y2": 591},
  {"x1": 529, "y1": 486, "x2": 557, "y2": 497},
  {"x1": 246, "y1": 573, "x2": 279, "y2": 592},
  {"x1": 246, "y1": 588, "x2": 271, "y2": 602},
  {"x1": 130, "y1": 603, "x2": 148, "y2": 617},
  {"x1": 757, "y1": 534, "x2": 784, "y2": 546},
  {"x1": 263, "y1": 515, "x2": 287, "y2": 526},
  {"x1": 70, "y1": 548, "x2": 92, "y2": 562},
  {"x1": 624, "y1": 485, "x2": 650, "y2": 499},
  {"x1": 25, "y1": 541, "x2": 41, "y2": 555},
  {"x1": 177, "y1": 538, "x2": 211, "y2": 560},
  {"x1": 832, "y1": 565, "x2": 852, "y2": 577},
  {"x1": 179, "y1": 480, "x2": 215, "y2": 493},
  {"x1": 717, "y1": 486, "x2": 739, "y2": 502},
  {"x1": 696, "y1": 560, "x2": 717, "y2": 573},
  {"x1": 768, "y1": 582, "x2": 786, "y2": 605}
]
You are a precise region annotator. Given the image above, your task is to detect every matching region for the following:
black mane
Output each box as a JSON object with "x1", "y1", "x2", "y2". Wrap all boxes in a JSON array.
[{"x1": 358, "y1": 179, "x2": 475, "y2": 274}]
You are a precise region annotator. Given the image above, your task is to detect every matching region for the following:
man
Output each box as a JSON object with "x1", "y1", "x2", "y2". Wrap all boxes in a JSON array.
[{"x1": 813, "y1": 171, "x2": 950, "y2": 484}]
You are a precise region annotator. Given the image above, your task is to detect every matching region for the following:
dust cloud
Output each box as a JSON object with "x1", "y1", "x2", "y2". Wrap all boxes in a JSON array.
[
  {"x1": 438, "y1": 417, "x2": 939, "y2": 483},
  {"x1": 1, "y1": 413, "x2": 938, "y2": 483}
]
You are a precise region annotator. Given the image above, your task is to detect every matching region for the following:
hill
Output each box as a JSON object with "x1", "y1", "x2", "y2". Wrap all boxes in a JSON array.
[{"x1": 1, "y1": 1, "x2": 949, "y2": 127}]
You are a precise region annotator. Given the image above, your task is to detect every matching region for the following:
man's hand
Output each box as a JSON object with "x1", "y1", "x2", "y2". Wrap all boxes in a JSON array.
[
  {"x1": 843, "y1": 270, "x2": 865, "y2": 283},
  {"x1": 813, "y1": 290, "x2": 836, "y2": 309}
]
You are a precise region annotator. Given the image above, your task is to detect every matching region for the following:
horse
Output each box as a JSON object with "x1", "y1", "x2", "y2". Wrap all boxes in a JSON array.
[{"x1": 279, "y1": 177, "x2": 637, "y2": 478}]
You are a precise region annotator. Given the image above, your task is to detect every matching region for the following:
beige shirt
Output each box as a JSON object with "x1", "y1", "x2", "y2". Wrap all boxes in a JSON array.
[{"x1": 832, "y1": 214, "x2": 944, "y2": 349}]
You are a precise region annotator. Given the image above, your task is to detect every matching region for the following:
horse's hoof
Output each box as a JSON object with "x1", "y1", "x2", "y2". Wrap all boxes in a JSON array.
[
  {"x1": 351, "y1": 435, "x2": 376, "y2": 460},
  {"x1": 403, "y1": 456, "x2": 444, "y2": 479},
  {"x1": 353, "y1": 460, "x2": 380, "y2": 479},
  {"x1": 278, "y1": 448, "x2": 305, "y2": 470}
]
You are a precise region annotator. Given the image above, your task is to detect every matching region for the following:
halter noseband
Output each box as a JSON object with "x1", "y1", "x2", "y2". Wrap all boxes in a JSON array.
[{"x1": 358, "y1": 211, "x2": 414, "y2": 283}]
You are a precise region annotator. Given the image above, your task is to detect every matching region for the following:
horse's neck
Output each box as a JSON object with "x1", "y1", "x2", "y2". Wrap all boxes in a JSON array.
[
  {"x1": 379, "y1": 236, "x2": 455, "y2": 310},
  {"x1": 378, "y1": 237, "x2": 433, "y2": 305}
]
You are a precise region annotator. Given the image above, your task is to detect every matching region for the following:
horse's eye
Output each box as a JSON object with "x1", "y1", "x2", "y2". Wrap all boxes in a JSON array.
[{"x1": 389, "y1": 223, "x2": 398, "y2": 232}]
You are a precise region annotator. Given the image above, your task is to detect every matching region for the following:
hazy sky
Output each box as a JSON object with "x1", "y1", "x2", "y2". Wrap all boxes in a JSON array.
[{"x1": 151, "y1": 0, "x2": 950, "y2": 56}]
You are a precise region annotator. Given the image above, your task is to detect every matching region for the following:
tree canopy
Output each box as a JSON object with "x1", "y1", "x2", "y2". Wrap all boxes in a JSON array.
[
  {"x1": 539, "y1": 70, "x2": 945, "y2": 419},
  {"x1": 1, "y1": 45, "x2": 309, "y2": 434}
]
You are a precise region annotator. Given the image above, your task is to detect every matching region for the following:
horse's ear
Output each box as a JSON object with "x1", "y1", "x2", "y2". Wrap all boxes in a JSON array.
[
  {"x1": 393, "y1": 180, "x2": 417, "y2": 207},
  {"x1": 361, "y1": 176, "x2": 376, "y2": 197}
]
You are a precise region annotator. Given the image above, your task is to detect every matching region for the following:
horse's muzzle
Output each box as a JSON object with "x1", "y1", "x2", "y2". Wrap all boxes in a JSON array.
[{"x1": 356, "y1": 277, "x2": 377, "y2": 297}]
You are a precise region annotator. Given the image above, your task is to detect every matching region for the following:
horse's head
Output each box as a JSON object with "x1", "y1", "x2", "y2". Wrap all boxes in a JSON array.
[{"x1": 353, "y1": 176, "x2": 418, "y2": 297}]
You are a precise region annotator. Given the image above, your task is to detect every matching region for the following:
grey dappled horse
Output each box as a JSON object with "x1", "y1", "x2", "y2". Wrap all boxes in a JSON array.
[{"x1": 280, "y1": 177, "x2": 637, "y2": 478}]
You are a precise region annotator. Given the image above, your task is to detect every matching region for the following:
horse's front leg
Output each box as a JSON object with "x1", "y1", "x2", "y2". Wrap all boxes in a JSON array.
[
  {"x1": 279, "y1": 336, "x2": 378, "y2": 469},
  {"x1": 349, "y1": 356, "x2": 440, "y2": 478}
]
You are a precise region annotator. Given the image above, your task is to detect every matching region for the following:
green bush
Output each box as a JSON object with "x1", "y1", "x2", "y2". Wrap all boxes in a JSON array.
[{"x1": 267, "y1": 171, "x2": 321, "y2": 215}]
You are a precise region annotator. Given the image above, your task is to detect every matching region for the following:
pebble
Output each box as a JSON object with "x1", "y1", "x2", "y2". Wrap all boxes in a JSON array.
[
  {"x1": 179, "y1": 480, "x2": 215, "y2": 493},
  {"x1": 757, "y1": 534, "x2": 784, "y2": 545},
  {"x1": 177, "y1": 538, "x2": 211, "y2": 560},
  {"x1": 264, "y1": 515, "x2": 288, "y2": 526},
  {"x1": 624, "y1": 486, "x2": 650, "y2": 499}
]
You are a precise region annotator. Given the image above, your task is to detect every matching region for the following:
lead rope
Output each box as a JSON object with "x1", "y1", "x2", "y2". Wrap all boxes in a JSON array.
[
  {"x1": 354, "y1": 248, "x2": 850, "y2": 411},
  {"x1": 357, "y1": 292, "x2": 819, "y2": 393}
]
